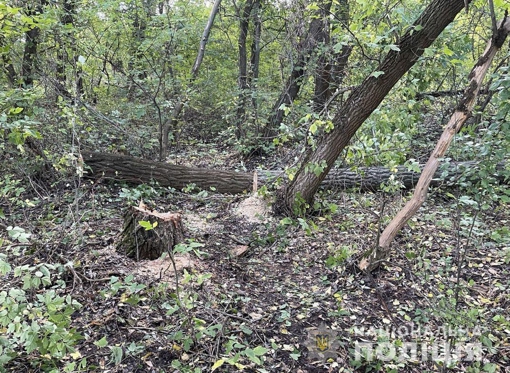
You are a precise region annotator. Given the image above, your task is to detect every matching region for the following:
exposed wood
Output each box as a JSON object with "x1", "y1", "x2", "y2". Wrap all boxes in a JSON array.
[
  {"x1": 116, "y1": 204, "x2": 184, "y2": 261},
  {"x1": 82, "y1": 152, "x2": 507, "y2": 193},
  {"x1": 359, "y1": 14, "x2": 510, "y2": 273}
]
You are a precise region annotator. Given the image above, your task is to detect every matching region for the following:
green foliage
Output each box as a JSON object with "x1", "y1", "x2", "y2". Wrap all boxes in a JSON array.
[
  {"x1": 174, "y1": 239, "x2": 207, "y2": 259},
  {"x1": 139, "y1": 220, "x2": 158, "y2": 230},
  {"x1": 118, "y1": 183, "x2": 169, "y2": 204},
  {"x1": 0, "y1": 89, "x2": 42, "y2": 150},
  {"x1": 0, "y1": 241, "x2": 83, "y2": 370},
  {"x1": 325, "y1": 244, "x2": 352, "y2": 268},
  {"x1": 100, "y1": 275, "x2": 146, "y2": 300},
  {"x1": 211, "y1": 338, "x2": 269, "y2": 370}
]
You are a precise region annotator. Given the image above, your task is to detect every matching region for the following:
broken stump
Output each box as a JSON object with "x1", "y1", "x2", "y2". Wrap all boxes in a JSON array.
[{"x1": 116, "y1": 204, "x2": 184, "y2": 261}]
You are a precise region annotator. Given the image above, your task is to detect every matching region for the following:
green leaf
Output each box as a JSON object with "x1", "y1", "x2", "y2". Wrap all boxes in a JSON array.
[
  {"x1": 94, "y1": 336, "x2": 108, "y2": 348},
  {"x1": 211, "y1": 359, "x2": 224, "y2": 371},
  {"x1": 483, "y1": 363, "x2": 497, "y2": 373},
  {"x1": 138, "y1": 220, "x2": 156, "y2": 230},
  {"x1": 244, "y1": 348, "x2": 261, "y2": 364},
  {"x1": 253, "y1": 346, "x2": 268, "y2": 356},
  {"x1": 309, "y1": 122, "x2": 318, "y2": 134},
  {"x1": 443, "y1": 46, "x2": 454, "y2": 56},
  {"x1": 370, "y1": 71, "x2": 385, "y2": 78},
  {"x1": 110, "y1": 346, "x2": 123, "y2": 365}
]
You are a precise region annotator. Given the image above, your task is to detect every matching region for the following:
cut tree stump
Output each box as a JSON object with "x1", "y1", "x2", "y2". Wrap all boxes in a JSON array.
[{"x1": 116, "y1": 204, "x2": 184, "y2": 261}]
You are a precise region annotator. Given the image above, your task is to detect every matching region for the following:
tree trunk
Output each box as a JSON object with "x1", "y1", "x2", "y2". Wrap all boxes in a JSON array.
[
  {"x1": 160, "y1": 0, "x2": 221, "y2": 159},
  {"x1": 275, "y1": 0, "x2": 471, "y2": 216},
  {"x1": 56, "y1": 0, "x2": 83, "y2": 98},
  {"x1": 82, "y1": 152, "x2": 507, "y2": 193},
  {"x1": 249, "y1": 0, "x2": 262, "y2": 120},
  {"x1": 329, "y1": 0, "x2": 352, "y2": 100},
  {"x1": 190, "y1": 0, "x2": 221, "y2": 78},
  {"x1": 359, "y1": 14, "x2": 510, "y2": 272},
  {"x1": 235, "y1": 0, "x2": 255, "y2": 139},
  {"x1": 82, "y1": 152, "x2": 253, "y2": 194},
  {"x1": 0, "y1": 35, "x2": 16, "y2": 86},
  {"x1": 127, "y1": 4, "x2": 149, "y2": 98},
  {"x1": 261, "y1": 4, "x2": 332, "y2": 139},
  {"x1": 312, "y1": 1, "x2": 333, "y2": 113},
  {"x1": 117, "y1": 205, "x2": 184, "y2": 261},
  {"x1": 21, "y1": 1, "x2": 47, "y2": 87}
]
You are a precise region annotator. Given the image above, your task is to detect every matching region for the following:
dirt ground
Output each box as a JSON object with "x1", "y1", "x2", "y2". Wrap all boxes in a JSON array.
[{"x1": 1, "y1": 174, "x2": 509, "y2": 372}]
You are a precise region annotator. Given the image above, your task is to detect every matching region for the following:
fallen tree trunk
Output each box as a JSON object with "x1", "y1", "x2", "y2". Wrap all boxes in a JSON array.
[
  {"x1": 82, "y1": 152, "x2": 507, "y2": 192},
  {"x1": 82, "y1": 151, "x2": 253, "y2": 194}
]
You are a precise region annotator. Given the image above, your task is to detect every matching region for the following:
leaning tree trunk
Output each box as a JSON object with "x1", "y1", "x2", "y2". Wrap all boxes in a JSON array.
[
  {"x1": 359, "y1": 14, "x2": 510, "y2": 272},
  {"x1": 117, "y1": 204, "x2": 184, "y2": 261},
  {"x1": 275, "y1": 0, "x2": 471, "y2": 216}
]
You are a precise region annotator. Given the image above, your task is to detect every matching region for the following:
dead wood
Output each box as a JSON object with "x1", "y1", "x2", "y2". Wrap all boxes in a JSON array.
[
  {"x1": 82, "y1": 151, "x2": 253, "y2": 194},
  {"x1": 116, "y1": 204, "x2": 184, "y2": 261},
  {"x1": 83, "y1": 151, "x2": 507, "y2": 193}
]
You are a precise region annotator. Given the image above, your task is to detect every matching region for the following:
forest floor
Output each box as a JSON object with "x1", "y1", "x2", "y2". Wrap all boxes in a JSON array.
[{"x1": 1, "y1": 146, "x2": 510, "y2": 373}]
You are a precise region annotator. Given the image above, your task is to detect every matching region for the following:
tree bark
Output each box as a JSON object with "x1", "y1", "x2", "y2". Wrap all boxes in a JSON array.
[
  {"x1": 312, "y1": 0, "x2": 333, "y2": 113},
  {"x1": 82, "y1": 152, "x2": 507, "y2": 193},
  {"x1": 56, "y1": 0, "x2": 83, "y2": 98},
  {"x1": 82, "y1": 152, "x2": 253, "y2": 194},
  {"x1": 261, "y1": 3, "x2": 333, "y2": 139},
  {"x1": 276, "y1": 0, "x2": 471, "y2": 216},
  {"x1": 359, "y1": 14, "x2": 510, "y2": 272},
  {"x1": 160, "y1": 0, "x2": 221, "y2": 159},
  {"x1": 21, "y1": 1, "x2": 47, "y2": 87},
  {"x1": 117, "y1": 205, "x2": 184, "y2": 261},
  {"x1": 235, "y1": 0, "x2": 255, "y2": 139},
  {"x1": 0, "y1": 33, "x2": 16, "y2": 86}
]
